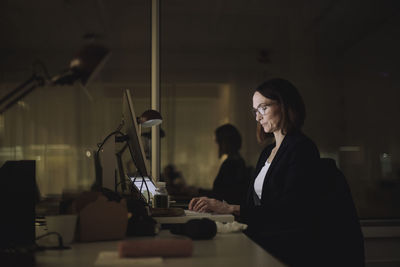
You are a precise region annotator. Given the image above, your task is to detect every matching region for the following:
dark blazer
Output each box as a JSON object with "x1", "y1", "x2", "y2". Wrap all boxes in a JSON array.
[
  {"x1": 210, "y1": 154, "x2": 250, "y2": 205},
  {"x1": 241, "y1": 132, "x2": 364, "y2": 266},
  {"x1": 241, "y1": 132, "x2": 320, "y2": 232}
]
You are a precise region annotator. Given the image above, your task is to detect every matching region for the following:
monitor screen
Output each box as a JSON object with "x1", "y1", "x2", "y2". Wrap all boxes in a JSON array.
[
  {"x1": 130, "y1": 176, "x2": 157, "y2": 203},
  {"x1": 122, "y1": 89, "x2": 156, "y2": 192}
]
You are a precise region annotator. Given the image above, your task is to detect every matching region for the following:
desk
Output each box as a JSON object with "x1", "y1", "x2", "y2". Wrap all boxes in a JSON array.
[{"x1": 35, "y1": 231, "x2": 284, "y2": 266}]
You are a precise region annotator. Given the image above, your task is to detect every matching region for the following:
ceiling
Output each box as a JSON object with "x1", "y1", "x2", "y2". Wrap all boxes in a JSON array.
[{"x1": 1, "y1": 0, "x2": 399, "y2": 83}]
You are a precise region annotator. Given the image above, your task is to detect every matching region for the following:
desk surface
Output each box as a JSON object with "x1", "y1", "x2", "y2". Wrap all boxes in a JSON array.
[{"x1": 35, "y1": 231, "x2": 284, "y2": 267}]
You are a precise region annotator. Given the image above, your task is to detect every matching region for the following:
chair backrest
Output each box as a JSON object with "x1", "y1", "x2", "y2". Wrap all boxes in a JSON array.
[{"x1": 316, "y1": 158, "x2": 365, "y2": 266}]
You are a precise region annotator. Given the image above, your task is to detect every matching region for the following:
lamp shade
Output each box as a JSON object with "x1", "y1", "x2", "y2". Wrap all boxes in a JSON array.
[
  {"x1": 52, "y1": 44, "x2": 110, "y2": 86},
  {"x1": 138, "y1": 110, "x2": 162, "y2": 128}
]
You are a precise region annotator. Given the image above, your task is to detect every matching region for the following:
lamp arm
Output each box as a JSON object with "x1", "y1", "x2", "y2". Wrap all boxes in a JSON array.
[{"x1": 0, "y1": 74, "x2": 45, "y2": 114}]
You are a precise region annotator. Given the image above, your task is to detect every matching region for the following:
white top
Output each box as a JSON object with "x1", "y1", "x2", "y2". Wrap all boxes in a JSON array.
[{"x1": 254, "y1": 158, "x2": 271, "y2": 199}]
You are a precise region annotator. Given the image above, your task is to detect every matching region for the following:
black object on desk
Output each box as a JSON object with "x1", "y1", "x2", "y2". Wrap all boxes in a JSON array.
[
  {"x1": 126, "y1": 197, "x2": 158, "y2": 237},
  {"x1": 0, "y1": 160, "x2": 37, "y2": 250},
  {"x1": 170, "y1": 218, "x2": 217, "y2": 240},
  {"x1": 0, "y1": 161, "x2": 37, "y2": 267}
]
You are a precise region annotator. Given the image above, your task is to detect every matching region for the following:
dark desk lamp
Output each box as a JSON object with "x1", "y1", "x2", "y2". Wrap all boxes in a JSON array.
[
  {"x1": 0, "y1": 44, "x2": 110, "y2": 114},
  {"x1": 138, "y1": 110, "x2": 163, "y2": 128}
]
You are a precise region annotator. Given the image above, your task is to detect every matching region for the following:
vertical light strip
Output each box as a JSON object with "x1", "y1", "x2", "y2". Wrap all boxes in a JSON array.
[{"x1": 151, "y1": 0, "x2": 160, "y2": 181}]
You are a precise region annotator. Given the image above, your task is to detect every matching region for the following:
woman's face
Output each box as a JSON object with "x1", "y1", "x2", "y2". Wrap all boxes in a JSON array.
[{"x1": 252, "y1": 91, "x2": 281, "y2": 134}]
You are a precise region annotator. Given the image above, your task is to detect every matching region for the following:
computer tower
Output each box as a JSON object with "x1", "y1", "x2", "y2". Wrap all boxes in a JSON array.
[{"x1": 0, "y1": 160, "x2": 36, "y2": 249}]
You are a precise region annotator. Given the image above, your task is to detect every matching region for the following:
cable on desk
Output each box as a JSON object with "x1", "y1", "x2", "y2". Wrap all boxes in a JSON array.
[{"x1": 35, "y1": 231, "x2": 71, "y2": 250}]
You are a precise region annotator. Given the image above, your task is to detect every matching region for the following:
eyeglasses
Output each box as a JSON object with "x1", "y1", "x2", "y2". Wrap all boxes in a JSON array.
[{"x1": 251, "y1": 103, "x2": 276, "y2": 118}]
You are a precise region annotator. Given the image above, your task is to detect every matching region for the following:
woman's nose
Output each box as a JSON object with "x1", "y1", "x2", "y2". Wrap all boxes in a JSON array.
[{"x1": 256, "y1": 112, "x2": 263, "y2": 121}]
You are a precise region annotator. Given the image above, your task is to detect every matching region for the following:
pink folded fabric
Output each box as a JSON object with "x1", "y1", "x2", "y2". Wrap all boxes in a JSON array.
[{"x1": 118, "y1": 238, "x2": 193, "y2": 258}]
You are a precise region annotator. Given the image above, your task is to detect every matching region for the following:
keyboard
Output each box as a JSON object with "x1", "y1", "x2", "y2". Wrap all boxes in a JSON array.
[
  {"x1": 152, "y1": 209, "x2": 234, "y2": 224},
  {"x1": 184, "y1": 210, "x2": 213, "y2": 216}
]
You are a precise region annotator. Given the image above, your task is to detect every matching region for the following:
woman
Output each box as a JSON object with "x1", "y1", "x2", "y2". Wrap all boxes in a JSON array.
[
  {"x1": 164, "y1": 124, "x2": 250, "y2": 203},
  {"x1": 189, "y1": 78, "x2": 364, "y2": 266},
  {"x1": 207, "y1": 123, "x2": 250, "y2": 205}
]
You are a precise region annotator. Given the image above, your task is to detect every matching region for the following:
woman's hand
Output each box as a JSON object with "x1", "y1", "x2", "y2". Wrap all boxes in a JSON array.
[{"x1": 188, "y1": 197, "x2": 233, "y2": 214}]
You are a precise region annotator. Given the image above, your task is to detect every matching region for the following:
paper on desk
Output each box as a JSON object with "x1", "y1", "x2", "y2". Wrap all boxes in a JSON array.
[
  {"x1": 94, "y1": 251, "x2": 162, "y2": 266},
  {"x1": 216, "y1": 221, "x2": 248, "y2": 234}
]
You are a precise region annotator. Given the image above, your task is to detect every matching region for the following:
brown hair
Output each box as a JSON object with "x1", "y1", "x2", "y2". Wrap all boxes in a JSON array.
[{"x1": 254, "y1": 78, "x2": 306, "y2": 143}]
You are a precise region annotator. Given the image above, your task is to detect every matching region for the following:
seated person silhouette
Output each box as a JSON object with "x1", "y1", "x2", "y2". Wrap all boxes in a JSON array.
[{"x1": 199, "y1": 124, "x2": 252, "y2": 205}]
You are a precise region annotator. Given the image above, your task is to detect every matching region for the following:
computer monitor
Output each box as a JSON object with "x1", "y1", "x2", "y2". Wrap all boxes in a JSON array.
[{"x1": 122, "y1": 89, "x2": 156, "y2": 201}]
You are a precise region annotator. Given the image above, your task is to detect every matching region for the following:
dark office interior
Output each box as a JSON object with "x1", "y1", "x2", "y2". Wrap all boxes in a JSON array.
[{"x1": 1, "y1": 0, "x2": 400, "y2": 266}]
